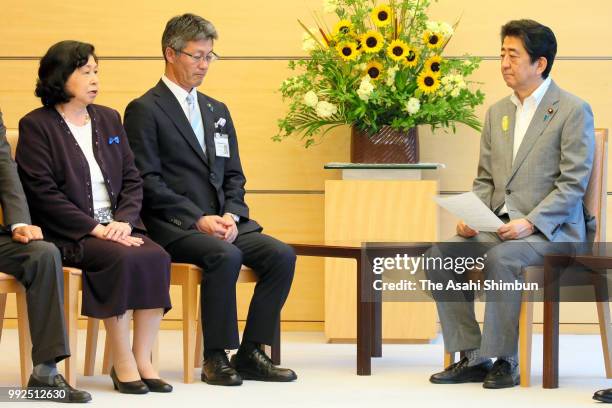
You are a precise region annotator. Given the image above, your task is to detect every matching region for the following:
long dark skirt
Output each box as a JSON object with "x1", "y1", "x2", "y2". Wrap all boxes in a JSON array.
[{"x1": 67, "y1": 234, "x2": 172, "y2": 319}]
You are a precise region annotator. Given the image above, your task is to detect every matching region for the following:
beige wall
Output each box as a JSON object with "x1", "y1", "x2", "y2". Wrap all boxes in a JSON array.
[{"x1": 0, "y1": 0, "x2": 610, "y2": 331}]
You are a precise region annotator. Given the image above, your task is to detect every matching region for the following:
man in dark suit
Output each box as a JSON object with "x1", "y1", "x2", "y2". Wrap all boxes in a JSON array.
[
  {"x1": 0, "y1": 109, "x2": 90, "y2": 402},
  {"x1": 124, "y1": 13, "x2": 296, "y2": 386}
]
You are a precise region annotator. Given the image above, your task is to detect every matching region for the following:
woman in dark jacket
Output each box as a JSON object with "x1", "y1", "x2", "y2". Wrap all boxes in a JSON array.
[{"x1": 16, "y1": 41, "x2": 172, "y2": 394}]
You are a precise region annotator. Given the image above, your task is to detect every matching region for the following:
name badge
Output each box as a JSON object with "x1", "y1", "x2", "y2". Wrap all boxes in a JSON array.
[{"x1": 214, "y1": 133, "x2": 230, "y2": 158}]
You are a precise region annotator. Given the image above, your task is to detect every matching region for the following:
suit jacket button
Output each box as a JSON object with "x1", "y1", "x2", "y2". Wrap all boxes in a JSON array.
[
  {"x1": 505, "y1": 189, "x2": 511, "y2": 195},
  {"x1": 211, "y1": 174, "x2": 216, "y2": 180}
]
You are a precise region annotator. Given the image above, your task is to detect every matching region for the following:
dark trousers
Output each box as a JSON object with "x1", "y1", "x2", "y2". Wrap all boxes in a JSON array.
[
  {"x1": 0, "y1": 236, "x2": 69, "y2": 365},
  {"x1": 166, "y1": 230, "x2": 296, "y2": 350}
]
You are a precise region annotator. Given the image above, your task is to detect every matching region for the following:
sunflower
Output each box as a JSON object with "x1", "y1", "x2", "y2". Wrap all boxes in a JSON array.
[
  {"x1": 371, "y1": 4, "x2": 392, "y2": 27},
  {"x1": 403, "y1": 46, "x2": 419, "y2": 67},
  {"x1": 333, "y1": 19, "x2": 353, "y2": 37},
  {"x1": 336, "y1": 41, "x2": 360, "y2": 62},
  {"x1": 417, "y1": 70, "x2": 441, "y2": 94},
  {"x1": 424, "y1": 55, "x2": 443, "y2": 75},
  {"x1": 365, "y1": 61, "x2": 384, "y2": 81},
  {"x1": 423, "y1": 31, "x2": 444, "y2": 49},
  {"x1": 360, "y1": 30, "x2": 384, "y2": 53},
  {"x1": 387, "y1": 39, "x2": 409, "y2": 62}
]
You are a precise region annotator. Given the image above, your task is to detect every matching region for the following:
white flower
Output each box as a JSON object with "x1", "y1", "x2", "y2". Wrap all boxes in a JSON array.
[
  {"x1": 426, "y1": 20, "x2": 453, "y2": 37},
  {"x1": 425, "y1": 21, "x2": 440, "y2": 32},
  {"x1": 323, "y1": 0, "x2": 338, "y2": 13},
  {"x1": 440, "y1": 73, "x2": 467, "y2": 96},
  {"x1": 302, "y1": 37, "x2": 317, "y2": 52},
  {"x1": 405, "y1": 97, "x2": 421, "y2": 115},
  {"x1": 385, "y1": 65, "x2": 400, "y2": 87},
  {"x1": 303, "y1": 91, "x2": 319, "y2": 107},
  {"x1": 357, "y1": 77, "x2": 375, "y2": 101},
  {"x1": 302, "y1": 28, "x2": 319, "y2": 52},
  {"x1": 439, "y1": 22, "x2": 454, "y2": 37},
  {"x1": 315, "y1": 101, "x2": 338, "y2": 118}
]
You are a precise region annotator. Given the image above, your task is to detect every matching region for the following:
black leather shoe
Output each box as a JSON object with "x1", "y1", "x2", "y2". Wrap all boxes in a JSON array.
[
  {"x1": 230, "y1": 348, "x2": 297, "y2": 382},
  {"x1": 201, "y1": 351, "x2": 243, "y2": 386},
  {"x1": 429, "y1": 357, "x2": 492, "y2": 384},
  {"x1": 594, "y1": 388, "x2": 612, "y2": 403},
  {"x1": 27, "y1": 374, "x2": 92, "y2": 403},
  {"x1": 483, "y1": 359, "x2": 520, "y2": 389},
  {"x1": 141, "y1": 378, "x2": 172, "y2": 393},
  {"x1": 110, "y1": 367, "x2": 149, "y2": 394}
]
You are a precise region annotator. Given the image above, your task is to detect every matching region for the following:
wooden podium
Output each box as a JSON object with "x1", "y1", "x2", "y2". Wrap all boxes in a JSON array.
[{"x1": 324, "y1": 163, "x2": 441, "y2": 342}]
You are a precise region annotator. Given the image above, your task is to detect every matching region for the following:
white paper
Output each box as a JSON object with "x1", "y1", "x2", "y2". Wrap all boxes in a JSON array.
[{"x1": 433, "y1": 192, "x2": 504, "y2": 232}]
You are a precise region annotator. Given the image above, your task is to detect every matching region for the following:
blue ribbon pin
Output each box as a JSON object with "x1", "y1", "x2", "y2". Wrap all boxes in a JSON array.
[{"x1": 108, "y1": 136, "x2": 120, "y2": 144}]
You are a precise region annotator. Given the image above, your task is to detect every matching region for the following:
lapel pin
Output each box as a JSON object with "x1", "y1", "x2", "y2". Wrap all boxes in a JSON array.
[
  {"x1": 207, "y1": 103, "x2": 214, "y2": 112},
  {"x1": 502, "y1": 115, "x2": 509, "y2": 132},
  {"x1": 108, "y1": 136, "x2": 120, "y2": 144},
  {"x1": 544, "y1": 108, "x2": 554, "y2": 121}
]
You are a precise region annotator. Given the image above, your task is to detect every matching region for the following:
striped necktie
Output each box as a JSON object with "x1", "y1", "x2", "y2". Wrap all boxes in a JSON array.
[{"x1": 185, "y1": 94, "x2": 206, "y2": 155}]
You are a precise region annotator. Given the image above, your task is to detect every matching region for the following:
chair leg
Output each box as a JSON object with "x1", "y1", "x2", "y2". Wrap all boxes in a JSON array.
[
  {"x1": 101, "y1": 330, "x2": 112, "y2": 375},
  {"x1": 261, "y1": 317, "x2": 281, "y2": 365},
  {"x1": 63, "y1": 269, "x2": 79, "y2": 387},
  {"x1": 194, "y1": 304, "x2": 203, "y2": 369},
  {"x1": 519, "y1": 296, "x2": 534, "y2": 387},
  {"x1": 443, "y1": 351, "x2": 455, "y2": 368},
  {"x1": 182, "y1": 268, "x2": 198, "y2": 383},
  {"x1": 0, "y1": 293, "x2": 7, "y2": 342},
  {"x1": 16, "y1": 291, "x2": 32, "y2": 388},
  {"x1": 594, "y1": 272, "x2": 612, "y2": 379},
  {"x1": 83, "y1": 318, "x2": 99, "y2": 376}
]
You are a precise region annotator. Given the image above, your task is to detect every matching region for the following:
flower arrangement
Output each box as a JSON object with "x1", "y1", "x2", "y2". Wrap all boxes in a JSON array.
[{"x1": 274, "y1": 0, "x2": 485, "y2": 147}]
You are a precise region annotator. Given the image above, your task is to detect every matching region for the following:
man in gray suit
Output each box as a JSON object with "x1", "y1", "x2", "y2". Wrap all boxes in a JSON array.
[
  {"x1": 0, "y1": 109, "x2": 90, "y2": 402},
  {"x1": 427, "y1": 20, "x2": 595, "y2": 388}
]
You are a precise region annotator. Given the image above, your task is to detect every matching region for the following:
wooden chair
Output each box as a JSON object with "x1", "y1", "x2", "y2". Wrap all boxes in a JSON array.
[
  {"x1": 193, "y1": 265, "x2": 282, "y2": 371},
  {"x1": 62, "y1": 267, "x2": 114, "y2": 387},
  {"x1": 0, "y1": 273, "x2": 32, "y2": 387},
  {"x1": 444, "y1": 128, "x2": 609, "y2": 387},
  {"x1": 83, "y1": 263, "x2": 280, "y2": 384}
]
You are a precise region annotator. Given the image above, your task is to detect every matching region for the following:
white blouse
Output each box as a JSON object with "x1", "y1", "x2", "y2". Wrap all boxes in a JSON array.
[{"x1": 65, "y1": 121, "x2": 113, "y2": 222}]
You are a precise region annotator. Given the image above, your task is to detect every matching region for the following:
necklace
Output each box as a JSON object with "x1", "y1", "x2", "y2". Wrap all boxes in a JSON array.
[{"x1": 57, "y1": 105, "x2": 90, "y2": 126}]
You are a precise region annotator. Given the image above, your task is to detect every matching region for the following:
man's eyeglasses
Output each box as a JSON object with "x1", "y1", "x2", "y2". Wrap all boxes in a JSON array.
[{"x1": 175, "y1": 49, "x2": 220, "y2": 64}]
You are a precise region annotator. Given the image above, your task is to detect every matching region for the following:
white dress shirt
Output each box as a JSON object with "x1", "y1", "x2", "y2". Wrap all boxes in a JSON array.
[
  {"x1": 498, "y1": 76, "x2": 552, "y2": 215},
  {"x1": 66, "y1": 121, "x2": 113, "y2": 221}
]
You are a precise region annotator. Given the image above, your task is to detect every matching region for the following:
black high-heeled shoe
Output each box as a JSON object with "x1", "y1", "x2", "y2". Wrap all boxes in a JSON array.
[
  {"x1": 110, "y1": 367, "x2": 149, "y2": 394},
  {"x1": 141, "y1": 378, "x2": 173, "y2": 393}
]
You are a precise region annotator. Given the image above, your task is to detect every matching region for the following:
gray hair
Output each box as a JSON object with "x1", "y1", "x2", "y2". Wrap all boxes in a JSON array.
[{"x1": 162, "y1": 13, "x2": 218, "y2": 60}]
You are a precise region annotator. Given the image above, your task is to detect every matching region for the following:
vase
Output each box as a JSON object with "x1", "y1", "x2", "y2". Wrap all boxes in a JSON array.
[{"x1": 350, "y1": 126, "x2": 419, "y2": 164}]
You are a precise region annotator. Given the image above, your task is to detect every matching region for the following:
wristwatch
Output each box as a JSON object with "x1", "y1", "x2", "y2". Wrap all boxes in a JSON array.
[{"x1": 225, "y1": 213, "x2": 240, "y2": 223}]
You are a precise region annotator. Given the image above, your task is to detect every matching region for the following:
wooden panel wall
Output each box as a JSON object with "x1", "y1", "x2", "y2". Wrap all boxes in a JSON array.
[{"x1": 1, "y1": 0, "x2": 611, "y2": 331}]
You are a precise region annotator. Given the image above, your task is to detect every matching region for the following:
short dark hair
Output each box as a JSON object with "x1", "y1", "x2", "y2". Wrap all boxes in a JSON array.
[
  {"x1": 35, "y1": 40, "x2": 98, "y2": 107},
  {"x1": 501, "y1": 19, "x2": 557, "y2": 79},
  {"x1": 162, "y1": 13, "x2": 218, "y2": 61}
]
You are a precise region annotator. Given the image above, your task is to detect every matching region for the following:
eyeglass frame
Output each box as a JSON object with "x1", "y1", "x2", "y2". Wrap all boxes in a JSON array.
[{"x1": 174, "y1": 48, "x2": 220, "y2": 64}]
